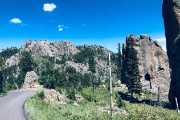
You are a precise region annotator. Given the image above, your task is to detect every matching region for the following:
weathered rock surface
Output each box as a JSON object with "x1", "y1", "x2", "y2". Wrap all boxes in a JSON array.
[
  {"x1": 123, "y1": 34, "x2": 170, "y2": 96},
  {"x1": 5, "y1": 53, "x2": 19, "y2": 67},
  {"x1": 23, "y1": 71, "x2": 40, "y2": 89},
  {"x1": 44, "y1": 89, "x2": 67, "y2": 105},
  {"x1": 163, "y1": 0, "x2": 180, "y2": 108},
  {"x1": 22, "y1": 40, "x2": 78, "y2": 57}
]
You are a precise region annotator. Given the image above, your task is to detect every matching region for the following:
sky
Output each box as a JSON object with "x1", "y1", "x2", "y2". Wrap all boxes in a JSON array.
[{"x1": 0, "y1": 0, "x2": 166, "y2": 52}]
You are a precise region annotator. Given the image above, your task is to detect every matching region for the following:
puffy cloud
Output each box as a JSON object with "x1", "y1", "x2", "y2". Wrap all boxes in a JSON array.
[
  {"x1": 58, "y1": 25, "x2": 68, "y2": 32},
  {"x1": 10, "y1": 18, "x2": 22, "y2": 24},
  {"x1": 43, "y1": 3, "x2": 56, "y2": 12},
  {"x1": 58, "y1": 27, "x2": 63, "y2": 32}
]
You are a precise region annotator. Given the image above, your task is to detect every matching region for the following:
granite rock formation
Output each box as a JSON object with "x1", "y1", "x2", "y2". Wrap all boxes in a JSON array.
[
  {"x1": 163, "y1": 0, "x2": 180, "y2": 108},
  {"x1": 22, "y1": 40, "x2": 79, "y2": 57},
  {"x1": 123, "y1": 34, "x2": 170, "y2": 96},
  {"x1": 23, "y1": 71, "x2": 39, "y2": 89}
]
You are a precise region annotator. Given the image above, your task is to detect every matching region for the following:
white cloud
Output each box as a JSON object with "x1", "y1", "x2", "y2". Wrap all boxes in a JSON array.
[
  {"x1": 155, "y1": 37, "x2": 167, "y2": 51},
  {"x1": 58, "y1": 25, "x2": 68, "y2": 32},
  {"x1": 156, "y1": 37, "x2": 166, "y2": 43},
  {"x1": 43, "y1": 3, "x2": 56, "y2": 12},
  {"x1": 10, "y1": 18, "x2": 22, "y2": 24},
  {"x1": 58, "y1": 27, "x2": 63, "y2": 32},
  {"x1": 58, "y1": 25, "x2": 64, "y2": 28}
]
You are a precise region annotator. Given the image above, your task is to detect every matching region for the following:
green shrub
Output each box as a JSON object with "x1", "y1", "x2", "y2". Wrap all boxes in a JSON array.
[
  {"x1": 37, "y1": 90, "x2": 45, "y2": 100},
  {"x1": 67, "y1": 88, "x2": 76, "y2": 100},
  {"x1": 117, "y1": 96, "x2": 126, "y2": 108},
  {"x1": 55, "y1": 87, "x2": 63, "y2": 94}
]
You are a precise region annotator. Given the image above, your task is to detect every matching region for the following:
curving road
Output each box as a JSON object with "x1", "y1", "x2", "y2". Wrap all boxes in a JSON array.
[{"x1": 0, "y1": 90, "x2": 35, "y2": 120}]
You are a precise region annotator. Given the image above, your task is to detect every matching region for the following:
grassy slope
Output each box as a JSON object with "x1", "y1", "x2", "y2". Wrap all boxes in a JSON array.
[{"x1": 26, "y1": 89, "x2": 180, "y2": 120}]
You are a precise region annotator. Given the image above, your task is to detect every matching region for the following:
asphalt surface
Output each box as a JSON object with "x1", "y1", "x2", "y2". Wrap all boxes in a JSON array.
[{"x1": 0, "y1": 90, "x2": 35, "y2": 120}]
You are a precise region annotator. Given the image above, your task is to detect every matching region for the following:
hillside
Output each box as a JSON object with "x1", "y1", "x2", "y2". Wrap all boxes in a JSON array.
[{"x1": 0, "y1": 40, "x2": 118, "y2": 91}]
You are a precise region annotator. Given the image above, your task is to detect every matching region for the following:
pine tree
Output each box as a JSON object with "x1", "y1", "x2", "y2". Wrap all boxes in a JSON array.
[
  {"x1": 121, "y1": 44, "x2": 126, "y2": 84},
  {"x1": 18, "y1": 51, "x2": 34, "y2": 88},
  {"x1": 123, "y1": 41, "x2": 142, "y2": 97},
  {"x1": 0, "y1": 70, "x2": 3, "y2": 92},
  {"x1": 117, "y1": 43, "x2": 122, "y2": 80},
  {"x1": 88, "y1": 55, "x2": 96, "y2": 94}
]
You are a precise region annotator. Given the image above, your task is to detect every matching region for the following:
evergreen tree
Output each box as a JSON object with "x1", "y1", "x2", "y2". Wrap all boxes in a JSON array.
[
  {"x1": 39, "y1": 60, "x2": 55, "y2": 89},
  {"x1": 117, "y1": 43, "x2": 122, "y2": 80},
  {"x1": 19, "y1": 51, "x2": 34, "y2": 73},
  {"x1": 81, "y1": 73, "x2": 92, "y2": 87},
  {"x1": 0, "y1": 71, "x2": 3, "y2": 92},
  {"x1": 123, "y1": 42, "x2": 142, "y2": 97},
  {"x1": 18, "y1": 51, "x2": 34, "y2": 88},
  {"x1": 121, "y1": 44, "x2": 126, "y2": 84},
  {"x1": 88, "y1": 56, "x2": 96, "y2": 93},
  {"x1": 88, "y1": 56, "x2": 96, "y2": 74}
]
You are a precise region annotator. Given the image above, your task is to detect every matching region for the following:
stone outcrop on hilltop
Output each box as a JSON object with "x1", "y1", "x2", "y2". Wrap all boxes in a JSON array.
[
  {"x1": 123, "y1": 34, "x2": 170, "y2": 96},
  {"x1": 22, "y1": 40, "x2": 79, "y2": 57},
  {"x1": 163, "y1": 0, "x2": 180, "y2": 108},
  {"x1": 5, "y1": 40, "x2": 78, "y2": 67}
]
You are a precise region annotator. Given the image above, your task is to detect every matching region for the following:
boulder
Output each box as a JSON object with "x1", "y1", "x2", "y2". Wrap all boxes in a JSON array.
[
  {"x1": 163, "y1": 0, "x2": 180, "y2": 108},
  {"x1": 23, "y1": 71, "x2": 39, "y2": 89}
]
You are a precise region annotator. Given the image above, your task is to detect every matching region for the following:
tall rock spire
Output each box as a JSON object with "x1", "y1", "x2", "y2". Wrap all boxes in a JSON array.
[{"x1": 163, "y1": 0, "x2": 180, "y2": 109}]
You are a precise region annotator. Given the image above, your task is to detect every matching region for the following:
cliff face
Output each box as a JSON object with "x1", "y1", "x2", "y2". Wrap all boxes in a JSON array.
[
  {"x1": 123, "y1": 34, "x2": 170, "y2": 96},
  {"x1": 22, "y1": 40, "x2": 79, "y2": 57},
  {"x1": 163, "y1": 0, "x2": 180, "y2": 108}
]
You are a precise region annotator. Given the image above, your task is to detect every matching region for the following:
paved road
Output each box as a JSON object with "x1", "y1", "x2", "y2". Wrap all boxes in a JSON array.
[{"x1": 0, "y1": 90, "x2": 35, "y2": 120}]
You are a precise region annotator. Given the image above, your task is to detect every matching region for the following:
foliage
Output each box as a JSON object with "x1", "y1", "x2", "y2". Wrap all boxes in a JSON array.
[
  {"x1": 81, "y1": 87, "x2": 110, "y2": 105},
  {"x1": 18, "y1": 51, "x2": 34, "y2": 88},
  {"x1": 67, "y1": 88, "x2": 76, "y2": 100},
  {"x1": 116, "y1": 43, "x2": 122, "y2": 80},
  {"x1": 122, "y1": 42, "x2": 142, "y2": 97},
  {"x1": 81, "y1": 73, "x2": 92, "y2": 88},
  {"x1": 73, "y1": 47, "x2": 94, "y2": 63},
  {"x1": 39, "y1": 60, "x2": 56, "y2": 89},
  {"x1": 0, "y1": 47, "x2": 19, "y2": 59},
  {"x1": 116, "y1": 94, "x2": 126, "y2": 108},
  {"x1": 26, "y1": 96, "x2": 111, "y2": 120},
  {"x1": 26, "y1": 94, "x2": 180, "y2": 120},
  {"x1": 1, "y1": 65, "x2": 18, "y2": 90},
  {"x1": 0, "y1": 71, "x2": 3, "y2": 92},
  {"x1": 37, "y1": 90, "x2": 45, "y2": 100}
]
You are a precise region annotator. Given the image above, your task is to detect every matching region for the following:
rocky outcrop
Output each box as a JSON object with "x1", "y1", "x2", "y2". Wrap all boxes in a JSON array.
[
  {"x1": 5, "y1": 53, "x2": 19, "y2": 67},
  {"x1": 22, "y1": 40, "x2": 78, "y2": 57},
  {"x1": 123, "y1": 34, "x2": 170, "y2": 96},
  {"x1": 23, "y1": 71, "x2": 40, "y2": 89},
  {"x1": 163, "y1": 0, "x2": 180, "y2": 108},
  {"x1": 44, "y1": 89, "x2": 67, "y2": 105}
]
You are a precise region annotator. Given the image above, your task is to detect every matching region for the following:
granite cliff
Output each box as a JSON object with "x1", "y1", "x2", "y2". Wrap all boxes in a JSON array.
[
  {"x1": 163, "y1": 0, "x2": 180, "y2": 108},
  {"x1": 123, "y1": 34, "x2": 170, "y2": 96}
]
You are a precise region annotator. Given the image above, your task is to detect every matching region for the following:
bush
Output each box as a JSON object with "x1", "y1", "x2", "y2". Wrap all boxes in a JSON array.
[
  {"x1": 117, "y1": 95, "x2": 126, "y2": 108},
  {"x1": 37, "y1": 90, "x2": 45, "y2": 100},
  {"x1": 67, "y1": 88, "x2": 76, "y2": 100},
  {"x1": 55, "y1": 87, "x2": 62, "y2": 94}
]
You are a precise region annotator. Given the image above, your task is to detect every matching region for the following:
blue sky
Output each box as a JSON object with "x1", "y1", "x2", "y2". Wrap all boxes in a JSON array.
[{"x1": 0, "y1": 0, "x2": 166, "y2": 52}]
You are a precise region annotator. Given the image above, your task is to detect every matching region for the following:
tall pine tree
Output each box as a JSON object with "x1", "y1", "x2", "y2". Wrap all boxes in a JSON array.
[
  {"x1": 123, "y1": 41, "x2": 142, "y2": 97},
  {"x1": 88, "y1": 55, "x2": 96, "y2": 94},
  {"x1": 0, "y1": 71, "x2": 3, "y2": 92},
  {"x1": 116, "y1": 43, "x2": 122, "y2": 80}
]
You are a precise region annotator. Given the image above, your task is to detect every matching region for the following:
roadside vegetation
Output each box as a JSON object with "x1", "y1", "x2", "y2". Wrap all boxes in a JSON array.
[{"x1": 26, "y1": 89, "x2": 180, "y2": 120}]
